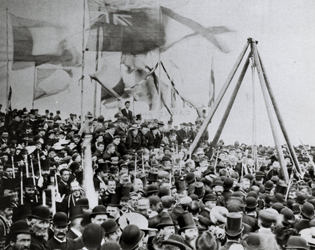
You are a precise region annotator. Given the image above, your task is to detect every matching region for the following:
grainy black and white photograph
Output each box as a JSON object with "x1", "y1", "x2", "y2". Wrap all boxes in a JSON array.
[{"x1": 0, "y1": 0, "x2": 314, "y2": 249}]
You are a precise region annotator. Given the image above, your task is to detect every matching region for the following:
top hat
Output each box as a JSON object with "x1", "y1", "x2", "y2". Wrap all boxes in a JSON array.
[
  {"x1": 193, "y1": 182, "x2": 204, "y2": 199},
  {"x1": 157, "y1": 213, "x2": 174, "y2": 229},
  {"x1": 101, "y1": 219, "x2": 119, "y2": 236},
  {"x1": 82, "y1": 224, "x2": 104, "y2": 249},
  {"x1": 147, "y1": 172, "x2": 158, "y2": 183},
  {"x1": 175, "y1": 179, "x2": 186, "y2": 193},
  {"x1": 107, "y1": 193, "x2": 121, "y2": 208},
  {"x1": 225, "y1": 213, "x2": 244, "y2": 237},
  {"x1": 0, "y1": 196, "x2": 13, "y2": 209},
  {"x1": 24, "y1": 178, "x2": 35, "y2": 188},
  {"x1": 121, "y1": 183, "x2": 132, "y2": 200},
  {"x1": 284, "y1": 236, "x2": 309, "y2": 250},
  {"x1": 28, "y1": 205, "x2": 51, "y2": 221},
  {"x1": 275, "y1": 183, "x2": 287, "y2": 195},
  {"x1": 52, "y1": 212, "x2": 70, "y2": 227},
  {"x1": 8, "y1": 220, "x2": 30, "y2": 236},
  {"x1": 41, "y1": 159, "x2": 50, "y2": 171},
  {"x1": 177, "y1": 212, "x2": 196, "y2": 233},
  {"x1": 163, "y1": 235, "x2": 187, "y2": 250},
  {"x1": 119, "y1": 225, "x2": 145, "y2": 250}
]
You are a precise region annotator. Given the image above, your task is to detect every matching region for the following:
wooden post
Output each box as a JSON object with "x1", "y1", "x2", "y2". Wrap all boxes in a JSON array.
[
  {"x1": 251, "y1": 41, "x2": 289, "y2": 183},
  {"x1": 188, "y1": 40, "x2": 250, "y2": 156},
  {"x1": 211, "y1": 54, "x2": 251, "y2": 147},
  {"x1": 258, "y1": 51, "x2": 301, "y2": 175},
  {"x1": 80, "y1": 0, "x2": 86, "y2": 127}
]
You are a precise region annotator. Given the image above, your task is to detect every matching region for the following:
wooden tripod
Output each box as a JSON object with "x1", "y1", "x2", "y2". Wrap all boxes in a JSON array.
[{"x1": 188, "y1": 38, "x2": 301, "y2": 184}]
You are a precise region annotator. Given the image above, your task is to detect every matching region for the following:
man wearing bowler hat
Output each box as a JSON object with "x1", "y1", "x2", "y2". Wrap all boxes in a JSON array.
[
  {"x1": 48, "y1": 212, "x2": 76, "y2": 250},
  {"x1": 221, "y1": 213, "x2": 244, "y2": 250},
  {"x1": 101, "y1": 219, "x2": 122, "y2": 243},
  {"x1": 6, "y1": 220, "x2": 31, "y2": 250},
  {"x1": 28, "y1": 205, "x2": 51, "y2": 250}
]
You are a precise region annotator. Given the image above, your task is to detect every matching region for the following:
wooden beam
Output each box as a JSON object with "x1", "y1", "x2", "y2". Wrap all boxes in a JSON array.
[
  {"x1": 188, "y1": 39, "x2": 250, "y2": 156},
  {"x1": 211, "y1": 54, "x2": 251, "y2": 147},
  {"x1": 251, "y1": 41, "x2": 289, "y2": 183}
]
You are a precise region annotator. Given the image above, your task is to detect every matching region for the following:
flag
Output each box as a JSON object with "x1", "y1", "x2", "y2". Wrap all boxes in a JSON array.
[
  {"x1": 208, "y1": 57, "x2": 215, "y2": 107},
  {"x1": 87, "y1": 0, "x2": 165, "y2": 53},
  {"x1": 10, "y1": 14, "x2": 81, "y2": 70},
  {"x1": 161, "y1": 7, "x2": 230, "y2": 53},
  {"x1": 34, "y1": 67, "x2": 73, "y2": 100}
]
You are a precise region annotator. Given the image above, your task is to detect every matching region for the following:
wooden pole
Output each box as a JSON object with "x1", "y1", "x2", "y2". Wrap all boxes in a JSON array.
[
  {"x1": 258, "y1": 51, "x2": 301, "y2": 174},
  {"x1": 251, "y1": 41, "x2": 289, "y2": 183},
  {"x1": 6, "y1": 8, "x2": 10, "y2": 112},
  {"x1": 188, "y1": 40, "x2": 250, "y2": 156},
  {"x1": 211, "y1": 54, "x2": 251, "y2": 147},
  {"x1": 32, "y1": 65, "x2": 36, "y2": 109},
  {"x1": 80, "y1": 0, "x2": 86, "y2": 127},
  {"x1": 93, "y1": 6, "x2": 101, "y2": 117}
]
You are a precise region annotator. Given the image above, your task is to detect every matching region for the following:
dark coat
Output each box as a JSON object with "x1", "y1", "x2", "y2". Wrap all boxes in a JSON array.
[
  {"x1": 30, "y1": 234, "x2": 51, "y2": 250},
  {"x1": 48, "y1": 237, "x2": 76, "y2": 250},
  {"x1": 121, "y1": 108, "x2": 133, "y2": 122}
]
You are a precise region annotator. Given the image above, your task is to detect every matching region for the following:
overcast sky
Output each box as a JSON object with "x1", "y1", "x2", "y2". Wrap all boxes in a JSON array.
[{"x1": 0, "y1": 0, "x2": 315, "y2": 146}]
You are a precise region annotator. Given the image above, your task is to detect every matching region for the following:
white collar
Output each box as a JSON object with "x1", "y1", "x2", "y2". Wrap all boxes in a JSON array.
[
  {"x1": 70, "y1": 227, "x2": 82, "y2": 237},
  {"x1": 54, "y1": 236, "x2": 67, "y2": 243}
]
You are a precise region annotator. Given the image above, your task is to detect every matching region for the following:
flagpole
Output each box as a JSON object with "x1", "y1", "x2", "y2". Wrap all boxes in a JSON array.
[
  {"x1": 6, "y1": 8, "x2": 10, "y2": 112},
  {"x1": 93, "y1": 6, "x2": 101, "y2": 117},
  {"x1": 158, "y1": 5, "x2": 162, "y2": 120},
  {"x1": 80, "y1": 0, "x2": 86, "y2": 126},
  {"x1": 32, "y1": 64, "x2": 36, "y2": 109}
]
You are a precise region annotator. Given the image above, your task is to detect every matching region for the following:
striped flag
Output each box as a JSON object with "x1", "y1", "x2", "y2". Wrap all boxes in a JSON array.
[{"x1": 208, "y1": 57, "x2": 215, "y2": 107}]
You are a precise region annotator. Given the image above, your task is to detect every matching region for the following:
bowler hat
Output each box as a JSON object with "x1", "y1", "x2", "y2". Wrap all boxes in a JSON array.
[
  {"x1": 8, "y1": 220, "x2": 30, "y2": 235},
  {"x1": 161, "y1": 196, "x2": 175, "y2": 209},
  {"x1": 28, "y1": 205, "x2": 51, "y2": 221},
  {"x1": 284, "y1": 236, "x2": 309, "y2": 249},
  {"x1": 195, "y1": 231, "x2": 218, "y2": 250},
  {"x1": 246, "y1": 197, "x2": 258, "y2": 209},
  {"x1": 185, "y1": 173, "x2": 195, "y2": 184},
  {"x1": 101, "y1": 242, "x2": 121, "y2": 250},
  {"x1": 70, "y1": 206, "x2": 85, "y2": 220},
  {"x1": 146, "y1": 184, "x2": 159, "y2": 195},
  {"x1": 301, "y1": 202, "x2": 315, "y2": 219},
  {"x1": 272, "y1": 203, "x2": 285, "y2": 213},
  {"x1": 281, "y1": 207, "x2": 296, "y2": 224},
  {"x1": 203, "y1": 194, "x2": 216, "y2": 203},
  {"x1": 101, "y1": 219, "x2": 119, "y2": 236},
  {"x1": 52, "y1": 212, "x2": 70, "y2": 227},
  {"x1": 163, "y1": 234, "x2": 187, "y2": 250},
  {"x1": 119, "y1": 225, "x2": 145, "y2": 250},
  {"x1": 82, "y1": 224, "x2": 104, "y2": 249},
  {"x1": 177, "y1": 212, "x2": 196, "y2": 233},
  {"x1": 264, "y1": 180, "x2": 274, "y2": 191},
  {"x1": 223, "y1": 178, "x2": 234, "y2": 190},
  {"x1": 243, "y1": 233, "x2": 261, "y2": 250},
  {"x1": 212, "y1": 180, "x2": 223, "y2": 188},
  {"x1": 90, "y1": 205, "x2": 108, "y2": 217},
  {"x1": 225, "y1": 212, "x2": 244, "y2": 236},
  {"x1": 296, "y1": 193, "x2": 307, "y2": 205}
]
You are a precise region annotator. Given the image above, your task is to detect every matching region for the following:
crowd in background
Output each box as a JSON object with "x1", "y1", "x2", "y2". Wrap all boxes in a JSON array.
[{"x1": 0, "y1": 103, "x2": 314, "y2": 250}]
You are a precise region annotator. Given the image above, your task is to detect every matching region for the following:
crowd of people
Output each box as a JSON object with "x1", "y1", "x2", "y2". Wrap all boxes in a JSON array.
[{"x1": 0, "y1": 102, "x2": 315, "y2": 250}]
